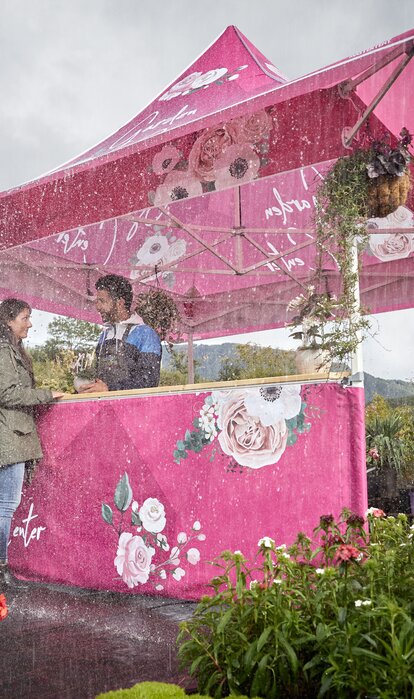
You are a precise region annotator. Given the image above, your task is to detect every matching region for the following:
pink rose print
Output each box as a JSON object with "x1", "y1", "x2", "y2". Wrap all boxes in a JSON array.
[
  {"x1": 103, "y1": 474, "x2": 204, "y2": 590},
  {"x1": 152, "y1": 145, "x2": 182, "y2": 175},
  {"x1": 153, "y1": 171, "x2": 203, "y2": 207},
  {"x1": 188, "y1": 123, "x2": 240, "y2": 182},
  {"x1": 231, "y1": 110, "x2": 272, "y2": 144},
  {"x1": 217, "y1": 392, "x2": 288, "y2": 469},
  {"x1": 214, "y1": 144, "x2": 260, "y2": 190},
  {"x1": 115, "y1": 532, "x2": 154, "y2": 588},
  {"x1": 368, "y1": 233, "x2": 413, "y2": 262}
]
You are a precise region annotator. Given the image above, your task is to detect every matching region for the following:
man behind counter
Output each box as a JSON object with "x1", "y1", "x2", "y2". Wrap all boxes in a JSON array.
[{"x1": 79, "y1": 274, "x2": 161, "y2": 393}]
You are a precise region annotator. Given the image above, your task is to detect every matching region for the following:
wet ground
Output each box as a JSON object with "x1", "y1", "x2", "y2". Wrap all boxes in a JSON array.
[{"x1": 0, "y1": 582, "x2": 198, "y2": 699}]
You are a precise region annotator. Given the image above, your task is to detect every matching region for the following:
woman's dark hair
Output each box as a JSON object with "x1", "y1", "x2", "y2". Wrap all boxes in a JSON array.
[
  {"x1": 0, "y1": 298, "x2": 34, "y2": 382},
  {"x1": 95, "y1": 274, "x2": 133, "y2": 312}
]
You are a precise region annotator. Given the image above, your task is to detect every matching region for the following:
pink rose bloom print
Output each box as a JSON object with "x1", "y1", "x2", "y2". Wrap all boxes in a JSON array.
[
  {"x1": 115, "y1": 532, "x2": 154, "y2": 588},
  {"x1": 217, "y1": 392, "x2": 288, "y2": 469},
  {"x1": 231, "y1": 110, "x2": 272, "y2": 144},
  {"x1": 188, "y1": 123, "x2": 240, "y2": 182},
  {"x1": 213, "y1": 144, "x2": 260, "y2": 190},
  {"x1": 368, "y1": 206, "x2": 414, "y2": 261},
  {"x1": 368, "y1": 233, "x2": 413, "y2": 262},
  {"x1": 152, "y1": 145, "x2": 181, "y2": 176}
]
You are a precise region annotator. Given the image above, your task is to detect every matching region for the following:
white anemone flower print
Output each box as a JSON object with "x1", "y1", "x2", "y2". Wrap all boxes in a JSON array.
[{"x1": 244, "y1": 385, "x2": 302, "y2": 426}]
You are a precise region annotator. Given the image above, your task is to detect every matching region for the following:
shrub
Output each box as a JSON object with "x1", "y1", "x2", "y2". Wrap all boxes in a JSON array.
[{"x1": 178, "y1": 510, "x2": 414, "y2": 698}]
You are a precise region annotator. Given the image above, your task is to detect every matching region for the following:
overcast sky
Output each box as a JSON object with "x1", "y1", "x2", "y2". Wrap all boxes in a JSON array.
[{"x1": 1, "y1": 0, "x2": 413, "y2": 380}]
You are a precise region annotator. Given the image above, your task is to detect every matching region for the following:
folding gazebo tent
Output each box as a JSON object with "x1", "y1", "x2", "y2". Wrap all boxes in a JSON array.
[
  {"x1": 2, "y1": 27, "x2": 414, "y2": 597},
  {"x1": 1, "y1": 25, "x2": 413, "y2": 343}
]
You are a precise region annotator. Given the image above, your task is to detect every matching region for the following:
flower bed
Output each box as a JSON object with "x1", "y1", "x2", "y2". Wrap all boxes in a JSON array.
[{"x1": 178, "y1": 509, "x2": 414, "y2": 698}]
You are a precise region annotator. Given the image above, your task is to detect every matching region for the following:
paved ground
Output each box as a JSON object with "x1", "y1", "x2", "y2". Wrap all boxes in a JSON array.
[{"x1": 0, "y1": 583, "x2": 197, "y2": 699}]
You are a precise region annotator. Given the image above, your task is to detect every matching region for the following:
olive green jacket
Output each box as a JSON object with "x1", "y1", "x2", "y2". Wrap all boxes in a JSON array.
[{"x1": 0, "y1": 340, "x2": 54, "y2": 468}]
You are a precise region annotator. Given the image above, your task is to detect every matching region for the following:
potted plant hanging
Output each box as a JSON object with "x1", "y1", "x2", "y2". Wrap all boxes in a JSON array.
[
  {"x1": 134, "y1": 287, "x2": 181, "y2": 349},
  {"x1": 287, "y1": 288, "x2": 333, "y2": 374},
  {"x1": 287, "y1": 128, "x2": 412, "y2": 373}
]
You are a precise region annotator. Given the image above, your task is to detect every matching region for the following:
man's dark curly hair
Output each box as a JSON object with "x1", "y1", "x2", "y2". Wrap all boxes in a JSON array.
[{"x1": 95, "y1": 274, "x2": 133, "y2": 312}]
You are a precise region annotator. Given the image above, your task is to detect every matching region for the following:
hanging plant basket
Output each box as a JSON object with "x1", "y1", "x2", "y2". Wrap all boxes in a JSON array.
[{"x1": 367, "y1": 171, "x2": 411, "y2": 218}]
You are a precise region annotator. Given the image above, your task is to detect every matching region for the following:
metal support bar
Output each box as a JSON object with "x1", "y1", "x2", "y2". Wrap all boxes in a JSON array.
[
  {"x1": 338, "y1": 42, "x2": 412, "y2": 97},
  {"x1": 342, "y1": 45, "x2": 414, "y2": 147}
]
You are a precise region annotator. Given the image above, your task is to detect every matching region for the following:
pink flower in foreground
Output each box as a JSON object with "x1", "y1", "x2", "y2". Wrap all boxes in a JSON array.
[
  {"x1": 152, "y1": 145, "x2": 182, "y2": 176},
  {"x1": 336, "y1": 544, "x2": 361, "y2": 563},
  {"x1": 114, "y1": 532, "x2": 154, "y2": 588},
  {"x1": 368, "y1": 448, "x2": 380, "y2": 461},
  {"x1": 366, "y1": 507, "x2": 385, "y2": 518}
]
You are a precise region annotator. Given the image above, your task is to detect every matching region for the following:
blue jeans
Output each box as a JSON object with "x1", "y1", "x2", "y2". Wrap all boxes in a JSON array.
[{"x1": 0, "y1": 462, "x2": 25, "y2": 562}]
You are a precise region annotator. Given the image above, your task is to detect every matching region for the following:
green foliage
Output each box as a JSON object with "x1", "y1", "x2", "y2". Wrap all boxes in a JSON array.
[
  {"x1": 95, "y1": 681, "x2": 262, "y2": 698},
  {"x1": 178, "y1": 511, "x2": 414, "y2": 698},
  {"x1": 173, "y1": 420, "x2": 212, "y2": 464},
  {"x1": 160, "y1": 349, "x2": 201, "y2": 386},
  {"x1": 32, "y1": 350, "x2": 77, "y2": 392},
  {"x1": 366, "y1": 395, "x2": 414, "y2": 483},
  {"x1": 30, "y1": 317, "x2": 100, "y2": 392},
  {"x1": 288, "y1": 148, "x2": 376, "y2": 369},
  {"x1": 219, "y1": 344, "x2": 296, "y2": 381}
]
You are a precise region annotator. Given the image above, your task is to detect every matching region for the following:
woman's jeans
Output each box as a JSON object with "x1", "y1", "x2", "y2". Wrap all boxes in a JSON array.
[{"x1": 0, "y1": 462, "x2": 25, "y2": 562}]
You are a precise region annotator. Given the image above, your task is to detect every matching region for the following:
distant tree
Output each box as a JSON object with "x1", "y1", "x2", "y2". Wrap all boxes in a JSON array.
[
  {"x1": 160, "y1": 349, "x2": 201, "y2": 386},
  {"x1": 34, "y1": 317, "x2": 101, "y2": 359},
  {"x1": 218, "y1": 344, "x2": 296, "y2": 381}
]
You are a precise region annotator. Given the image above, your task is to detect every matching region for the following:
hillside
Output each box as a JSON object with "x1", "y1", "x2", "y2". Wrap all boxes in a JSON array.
[{"x1": 163, "y1": 343, "x2": 414, "y2": 404}]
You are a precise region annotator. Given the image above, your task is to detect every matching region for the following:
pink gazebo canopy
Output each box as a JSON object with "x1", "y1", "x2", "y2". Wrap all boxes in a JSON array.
[{"x1": 1, "y1": 26, "x2": 413, "y2": 338}]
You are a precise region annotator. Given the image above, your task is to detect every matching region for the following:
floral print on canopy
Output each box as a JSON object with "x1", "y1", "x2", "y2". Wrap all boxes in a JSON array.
[
  {"x1": 130, "y1": 233, "x2": 187, "y2": 277},
  {"x1": 367, "y1": 206, "x2": 414, "y2": 261},
  {"x1": 174, "y1": 384, "x2": 320, "y2": 470},
  {"x1": 148, "y1": 109, "x2": 274, "y2": 206},
  {"x1": 152, "y1": 145, "x2": 182, "y2": 175},
  {"x1": 153, "y1": 171, "x2": 203, "y2": 207},
  {"x1": 213, "y1": 144, "x2": 260, "y2": 189}
]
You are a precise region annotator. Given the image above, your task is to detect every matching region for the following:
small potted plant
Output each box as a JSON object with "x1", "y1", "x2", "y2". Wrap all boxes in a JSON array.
[{"x1": 287, "y1": 288, "x2": 333, "y2": 374}]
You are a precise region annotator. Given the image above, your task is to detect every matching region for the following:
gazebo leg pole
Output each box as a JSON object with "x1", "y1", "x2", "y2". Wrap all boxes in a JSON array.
[
  {"x1": 187, "y1": 332, "x2": 195, "y2": 384},
  {"x1": 350, "y1": 238, "x2": 364, "y2": 387}
]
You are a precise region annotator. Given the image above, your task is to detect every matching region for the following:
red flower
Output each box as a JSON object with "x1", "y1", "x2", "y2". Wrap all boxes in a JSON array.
[
  {"x1": 0, "y1": 594, "x2": 8, "y2": 621},
  {"x1": 336, "y1": 544, "x2": 361, "y2": 563},
  {"x1": 368, "y1": 448, "x2": 380, "y2": 461}
]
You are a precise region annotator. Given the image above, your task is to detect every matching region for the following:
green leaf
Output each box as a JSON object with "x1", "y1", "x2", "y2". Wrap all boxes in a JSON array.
[
  {"x1": 101, "y1": 502, "x2": 113, "y2": 525},
  {"x1": 131, "y1": 511, "x2": 141, "y2": 526},
  {"x1": 217, "y1": 608, "x2": 233, "y2": 633},
  {"x1": 177, "y1": 440, "x2": 185, "y2": 450},
  {"x1": 287, "y1": 433, "x2": 298, "y2": 446},
  {"x1": 337, "y1": 607, "x2": 347, "y2": 625},
  {"x1": 257, "y1": 627, "x2": 272, "y2": 653},
  {"x1": 114, "y1": 473, "x2": 133, "y2": 512}
]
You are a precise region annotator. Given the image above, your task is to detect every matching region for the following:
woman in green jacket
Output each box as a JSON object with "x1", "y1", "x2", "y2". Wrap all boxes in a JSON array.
[{"x1": 0, "y1": 298, "x2": 63, "y2": 587}]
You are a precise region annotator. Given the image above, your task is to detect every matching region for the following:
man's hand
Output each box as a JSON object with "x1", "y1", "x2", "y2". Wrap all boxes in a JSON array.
[{"x1": 78, "y1": 379, "x2": 109, "y2": 393}]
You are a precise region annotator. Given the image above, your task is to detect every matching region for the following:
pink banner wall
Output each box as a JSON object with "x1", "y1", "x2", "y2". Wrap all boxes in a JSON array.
[{"x1": 9, "y1": 381, "x2": 367, "y2": 599}]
